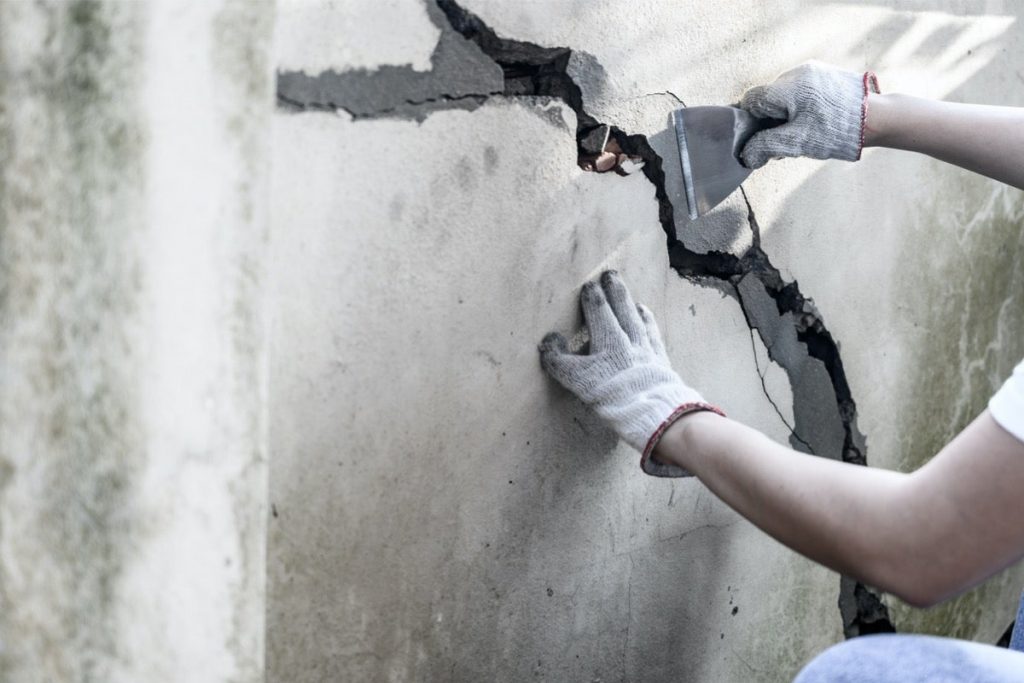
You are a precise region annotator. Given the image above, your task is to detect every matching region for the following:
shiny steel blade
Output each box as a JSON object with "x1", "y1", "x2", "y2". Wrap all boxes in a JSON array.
[{"x1": 672, "y1": 106, "x2": 771, "y2": 220}]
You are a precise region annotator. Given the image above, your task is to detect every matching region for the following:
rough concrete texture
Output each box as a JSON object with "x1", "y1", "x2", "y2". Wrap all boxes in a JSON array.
[
  {"x1": 0, "y1": 1, "x2": 273, "y2": 680},
  {"x1": 268, "y1": 104, "x2": 841, "y2": 682},
  {"x1": 7, "y1": 0, "x2": 1020, "y2": 681},
  {"x1": 267, "y1": 1, "x2": 1024, "y2": 680}
]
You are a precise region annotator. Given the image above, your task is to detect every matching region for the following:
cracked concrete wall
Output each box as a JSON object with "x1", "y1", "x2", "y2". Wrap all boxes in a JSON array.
[
  {"x1": 0, "y1": 1, "x2": 273, "y2": 680},
  {"x1": 268, "y1": 1, "x2": 1024, "y2": 681}
]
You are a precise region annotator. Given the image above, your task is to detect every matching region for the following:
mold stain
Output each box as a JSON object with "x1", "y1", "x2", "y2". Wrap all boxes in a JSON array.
[
  {"x1": 0, "y1": 1, "x2": 147, "y2": 677},
  {"x1": 483, "y1": 145, "x2": 499, "y2": 175},
  {"x1": 899, "y1": 183, "x2": 1024, "y2": 471},
  {"x1": 888, "y1": 179, "x2": 1024, "y2": 640}
]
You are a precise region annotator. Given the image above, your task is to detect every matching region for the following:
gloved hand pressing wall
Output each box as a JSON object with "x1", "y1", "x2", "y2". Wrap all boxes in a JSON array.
[
  {"x1": 739, "y1": 61, "x2": 880, "y2": 169},
  {"x1": 539, "y1": 271, "x2": 724, "y2": 477}
]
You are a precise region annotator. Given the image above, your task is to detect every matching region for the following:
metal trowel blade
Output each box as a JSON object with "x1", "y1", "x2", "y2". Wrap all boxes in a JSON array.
[{"x1": 672, "y1": 106, "x2": 777, "y2": 221}]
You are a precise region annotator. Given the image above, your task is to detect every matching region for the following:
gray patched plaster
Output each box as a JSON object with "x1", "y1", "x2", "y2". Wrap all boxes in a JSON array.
[{"x1": 277, "y1": 1, "x2": 501, "y2": 118}]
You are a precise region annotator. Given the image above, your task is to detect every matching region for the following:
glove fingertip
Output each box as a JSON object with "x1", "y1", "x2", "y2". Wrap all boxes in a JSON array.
[
  {"x1": 740, "y1": 85, "x2": 779, "y2": 119},
  {"x1": 538, "y1": 333, "x2": 581, "y2": 384},
  {"x1": 581, "y1": 280, "x2": 606, "y2": 306},
  {"x1": 600, "y1": 271, "x2": 630, "y2": 305},
  {"x1": 741, "y1": 128, "x2": 789, "y2": 169},
  {"x1": 539, "y1": 331, "x2": 569, "y2": 355},
  {"x1": 635, "y1": 304, "x2": 656, "y2": 328},
  {"x1": 739, "y1": 145, "x2": 769, "y2": 170},
  {"x1": 739, "y1": 84, "x2": 766, "y2": 106}
]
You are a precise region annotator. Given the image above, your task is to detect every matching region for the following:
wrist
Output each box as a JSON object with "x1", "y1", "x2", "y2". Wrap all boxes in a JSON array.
[
  {"x1": 652, "y1": 409, "x2": 724, "y2": 475},
  {"x1": 863, "y1": 92, "x2": 897, "y2": 147}
]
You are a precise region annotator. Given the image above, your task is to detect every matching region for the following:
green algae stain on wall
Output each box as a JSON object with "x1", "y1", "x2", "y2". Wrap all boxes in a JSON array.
[
  {"x1": 0, "y1": 1, "x2": 148, "y2": 679},
  {"x1": 886, "y1": 173, "x2": 1024, "y2": 641}
]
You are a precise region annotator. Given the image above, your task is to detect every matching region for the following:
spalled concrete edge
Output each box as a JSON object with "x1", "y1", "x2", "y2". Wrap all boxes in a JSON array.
[{"x1": 277, "y1": 0, "x2": 502, "y2": 119}]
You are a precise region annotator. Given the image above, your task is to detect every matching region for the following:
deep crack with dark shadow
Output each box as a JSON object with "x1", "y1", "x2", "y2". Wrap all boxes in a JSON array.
[{"x1": 278, "y1": 0, "x2": 894, "y2": 640}]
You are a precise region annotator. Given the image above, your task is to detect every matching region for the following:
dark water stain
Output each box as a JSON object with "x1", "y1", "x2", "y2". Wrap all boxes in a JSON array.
[{"x1": 483, "y1": 145, "x2": 499, "y2": 174}]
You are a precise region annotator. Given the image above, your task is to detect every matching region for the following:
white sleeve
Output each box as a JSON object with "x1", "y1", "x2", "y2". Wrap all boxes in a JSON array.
[{"x1": 989, "y1": 360, "x2": 1024, "y2": 444}]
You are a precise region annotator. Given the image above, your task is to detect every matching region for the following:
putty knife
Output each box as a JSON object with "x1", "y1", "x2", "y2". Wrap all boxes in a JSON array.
[{"x1": 672, "y1": 106, "x2": 784, "y2": 220}]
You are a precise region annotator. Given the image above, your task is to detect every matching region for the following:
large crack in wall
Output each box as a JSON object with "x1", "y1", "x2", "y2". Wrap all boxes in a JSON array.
[{"x1": 278, "y1": 0, "x2": 895, "y2": 639}]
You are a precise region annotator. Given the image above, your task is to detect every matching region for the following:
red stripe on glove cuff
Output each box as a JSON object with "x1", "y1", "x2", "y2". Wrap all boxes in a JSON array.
[
  {"x1": 856, "y1": 70, "x2": 881, "y2": 160},
  {"x1": 640, "y1": 401, "x2": 726, "y2": 475}
]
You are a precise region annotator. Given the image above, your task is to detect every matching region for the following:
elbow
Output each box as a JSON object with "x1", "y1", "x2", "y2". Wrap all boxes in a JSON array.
[
  {"x1": 855, "y1": 482, "x2": 973, "y2": 609},
  {"x1": 869, "y1": 575, "x2": 946, "y2": 610},
  {"x1": 871, "y1": 554, "x2": 966, "y2": 609},
  {"x1": 892, "y1": 585, "x2": 944, "y2": 610}
]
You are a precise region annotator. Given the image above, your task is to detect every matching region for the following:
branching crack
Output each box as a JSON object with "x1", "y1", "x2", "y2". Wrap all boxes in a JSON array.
[
  {"x1": 737, "y1": 188, "x2": 868, "y2": 468},
  {"x1": 745, "y1": 325, "x2": 815, "y2": 454},
  {"x1": 280, "y1": 0, "x2": 895, "y2": 640}
]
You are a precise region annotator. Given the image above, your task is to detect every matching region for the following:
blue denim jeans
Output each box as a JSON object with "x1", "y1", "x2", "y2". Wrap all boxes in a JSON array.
[
  {"x1": 794, "y1": 634, "x2": 1024, "y2": 682},
  {"x1": 1012, "y1": 589, "x2": 1024, "y2": 652}
]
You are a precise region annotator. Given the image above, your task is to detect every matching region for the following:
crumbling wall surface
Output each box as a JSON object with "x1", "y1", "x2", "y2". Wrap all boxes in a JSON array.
[
  {"x1": 268, "y1": 1, "x2": 1024, "y2": 681},
  {"x1": 0, "y1": 1, "x2": 274, "y2": 680}
]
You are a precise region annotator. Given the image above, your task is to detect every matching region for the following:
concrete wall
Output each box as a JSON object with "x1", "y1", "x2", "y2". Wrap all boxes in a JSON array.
[
  {"x1": 267, "y1": 1, "x2": 1024, "y2": 681},
  {"x1": 1, "y1": 1, "x2": 1023, "y2": 682}
]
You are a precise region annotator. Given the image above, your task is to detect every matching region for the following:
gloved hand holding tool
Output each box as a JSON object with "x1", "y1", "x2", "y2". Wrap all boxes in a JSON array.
[
  {"x1": 738, "y1": 61, "x2": 880, "y2": 169},
  {"x1": 671, "y1": 61, "x2": 879, "y2": 219},
  {"x1": 736, "y1": 61, "x2": 1024, "y2": 188}
]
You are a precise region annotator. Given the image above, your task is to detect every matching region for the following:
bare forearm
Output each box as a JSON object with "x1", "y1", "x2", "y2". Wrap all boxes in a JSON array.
[
  {"x1": 655, "y1": 413, "x2": 917, "y2": 600},
  {"x1": 656, "y1": 411, "x2": 1024, "y2": 608},
  {"x1": 865, "y1": 93, "x2": 1024, "y2": 190}
]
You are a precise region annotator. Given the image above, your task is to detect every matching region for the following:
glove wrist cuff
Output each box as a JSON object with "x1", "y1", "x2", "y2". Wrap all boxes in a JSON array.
[
  {"x1": 856, "y1": 71, "x2": 881, "y2": 160},
  {"x1": 640, "y1": 401, "x2": 726, "y2": 478}
]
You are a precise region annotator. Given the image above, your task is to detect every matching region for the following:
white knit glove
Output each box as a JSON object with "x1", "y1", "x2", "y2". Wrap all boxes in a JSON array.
[
  {"x1": 739, "y1": 61, "x2": 880, "y2": 169},
  {"x1": 539, "y1": 271, "x2": 724, "y2": 477}
]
